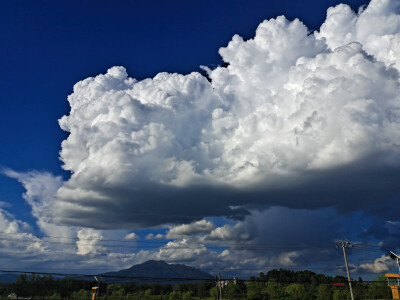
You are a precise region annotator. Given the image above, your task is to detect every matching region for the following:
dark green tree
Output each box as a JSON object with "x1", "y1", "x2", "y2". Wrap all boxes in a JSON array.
[
  {"x1": 196, "y1": 281, "x2": 208, "y2": 299},
  {"x1": 317, "y1": 284, "x2": 332, "y2": 300},
  {"x1": 285, "y1": 283, "x2": 306, "y2": 300},
  {"x1": 367, "y1": 275, "x2": 391, "y2": 299},
  {"x1": 265, "y1": 281, "x2": 284, "y2": 299},
  {"x1": 223, "y1": 280, "x2": 246, "y2": 300},
  {"x1": 246, "y1": 280, "x2": 265, "y2": 300},
  {"x1": 15, "y1": 274, "x2": 29, "y2": 297},
  {"x1": 333, "y1": 288, "x2": 350, "y2": 300}
]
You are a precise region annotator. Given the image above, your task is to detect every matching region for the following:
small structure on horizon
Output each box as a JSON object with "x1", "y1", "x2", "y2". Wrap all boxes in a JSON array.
[
  {"x1": 387, "y1": 251, "x2": 400, "y2": 299},
  {"x1": 385, "y1": 273, "x2": 400, "y2": 299},
  {"x1": 91, "y1": 287, "x2": 99, "y2": 300}
]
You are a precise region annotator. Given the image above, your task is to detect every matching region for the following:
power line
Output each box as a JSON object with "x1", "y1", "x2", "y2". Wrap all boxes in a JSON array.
[
  {"x1": 0, "y1": 236, "x2": 339, "y2": 251},
  {"x1": 353, "y1": 242, "x2": 383, "y2": 248},
  {"x1": 0, "y1": 231, "x2": 144, "y2": 243},
  {"x1": 0, "y1": 269, "x2": 258, "y2": 282},
  {"x1": 0, "y1": 269, "x2": 386, "y2": 284},
  {"x1": 3, "y1": 231, "x2": 389, "y2": 253},
  {"x1": 0, "y1": 265, "x2": 348, "y2": 273},
  {"x1": 0, "y1": 237, "x2": 318, "y2": 250},
  {"x1": 352, "y1": 248, "x2": 385, "y2": 254},
  {"x1": 0, "y1": 231, "x2": 337, "y2": 249},
  {"x1": 0, "y1": 235, "x2": 390, "y2": 262}
]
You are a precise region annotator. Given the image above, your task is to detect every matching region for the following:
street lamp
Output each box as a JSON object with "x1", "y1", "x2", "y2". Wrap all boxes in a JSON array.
[
  {"x1": 92, "y1": 276, "x2": 100, "y2": 300},
  {"x1": 390, "y1": 251, "x2": 400, "y2": 274}
]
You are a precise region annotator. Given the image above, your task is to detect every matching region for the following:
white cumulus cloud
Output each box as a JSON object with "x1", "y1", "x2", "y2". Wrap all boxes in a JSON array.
[
  {"x1": 357, "y1": 255, "x2": 395, "y2": 273},
  {"x1": 124, "y1": 232, "x2": 139, "y2": 240},
  {"x1": 76, "y1": 228, "x2": 105, "y2": 255},
  {"x1": 167, "y1": 220, "x2": 215, "y2": 239},
  {"x1": 6, "y1": 0, "x2": 400, "y2": 230}
]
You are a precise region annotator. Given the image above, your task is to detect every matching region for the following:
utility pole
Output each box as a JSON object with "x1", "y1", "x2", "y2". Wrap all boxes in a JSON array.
[
  {"x1": 215, "y1": 275, "x2": 220, "y2": 300},
  {"x1": 218, "y1": 272, "x2": 223, "y2": 300},
  {"x1": 337, "y1": 240, "x2": 354, "y2": 300}
]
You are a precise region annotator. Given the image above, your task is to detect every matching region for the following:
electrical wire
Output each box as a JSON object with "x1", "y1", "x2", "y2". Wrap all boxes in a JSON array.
[
  {"x1": 0, "y1": 238, "x2": 335, "y2": 252},
  {"x1": 0, "y1": 269, "x2": 386, "y2": 283},
  {"x1": 0, "y1": 231, "x2": 334, "y2": 249},
  {"x1": 0, "y1": 235, "x2": 394, "y2": 282}
]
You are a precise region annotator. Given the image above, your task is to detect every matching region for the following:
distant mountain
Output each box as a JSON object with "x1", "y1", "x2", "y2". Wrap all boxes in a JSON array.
[{"x1": 98, "y1": 260, "x2": 213, "y2": 284}]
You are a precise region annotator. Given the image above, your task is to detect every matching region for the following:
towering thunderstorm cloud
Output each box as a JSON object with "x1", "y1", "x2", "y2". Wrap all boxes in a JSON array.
[{"x1": 44, "y1": 0, "x2": 400, "y2": 229}]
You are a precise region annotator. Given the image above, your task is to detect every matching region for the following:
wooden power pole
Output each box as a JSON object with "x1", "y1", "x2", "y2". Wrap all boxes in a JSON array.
[{"x1": 337, "y1": 240, "x2": 354, "y2": 300}]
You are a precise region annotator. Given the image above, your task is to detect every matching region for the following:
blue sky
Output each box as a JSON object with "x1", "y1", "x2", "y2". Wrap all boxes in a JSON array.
[{"x1": 1, "y1": 0, "x2": 400, "y2": 280}]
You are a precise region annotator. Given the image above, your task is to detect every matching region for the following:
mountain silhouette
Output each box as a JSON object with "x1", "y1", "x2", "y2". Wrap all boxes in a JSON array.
[{"x1": 98, "y1": 260, "x2": 213, "y2": 283}]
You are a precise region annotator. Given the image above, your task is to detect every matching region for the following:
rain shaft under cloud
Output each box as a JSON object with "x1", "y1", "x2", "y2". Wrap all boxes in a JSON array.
[{"x1": 31, "y1": 0, "x2": 400, "y2": 229}]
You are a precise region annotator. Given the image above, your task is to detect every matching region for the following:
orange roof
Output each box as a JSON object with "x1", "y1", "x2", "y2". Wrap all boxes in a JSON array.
[{"x1": 385, "y1": 274, "x2": 400, "y2": 278}]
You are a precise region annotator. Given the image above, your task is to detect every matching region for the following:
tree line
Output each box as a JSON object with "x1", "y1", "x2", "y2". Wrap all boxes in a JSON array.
[{"x1": 0, "y1": 269, "x2": 392, "y2": 300}]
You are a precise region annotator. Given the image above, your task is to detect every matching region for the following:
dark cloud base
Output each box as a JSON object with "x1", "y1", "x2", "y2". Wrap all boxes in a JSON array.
[{"x1": 49, "y1": 153, "x2": 400, "y2": 229}]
